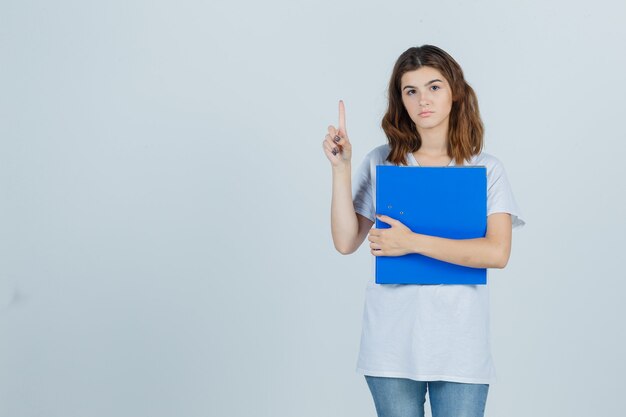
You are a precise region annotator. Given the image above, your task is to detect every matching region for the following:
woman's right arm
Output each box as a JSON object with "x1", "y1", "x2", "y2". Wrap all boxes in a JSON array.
[
  {"x1": 323, "y1": 100, "x2": 375, "y2": 254},
  {"x1": 330, "y1": 164, "x2": 373, "y2": 254}
]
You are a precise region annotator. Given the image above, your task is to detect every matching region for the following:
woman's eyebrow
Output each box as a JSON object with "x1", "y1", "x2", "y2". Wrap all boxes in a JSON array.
[{"x1": 402, "y1": 79, "x2": 443, "y2": 90}]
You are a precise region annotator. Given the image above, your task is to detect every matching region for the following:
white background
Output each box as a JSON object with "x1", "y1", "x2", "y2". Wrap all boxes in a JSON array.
[{"x1": 1, "y1": 0, "x2": 625, "y2": 416}]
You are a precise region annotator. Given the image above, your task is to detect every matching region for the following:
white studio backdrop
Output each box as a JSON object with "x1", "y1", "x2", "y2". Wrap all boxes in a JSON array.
[{"x1": 1, "y1": 0, "x2": 625, "y2": 416}]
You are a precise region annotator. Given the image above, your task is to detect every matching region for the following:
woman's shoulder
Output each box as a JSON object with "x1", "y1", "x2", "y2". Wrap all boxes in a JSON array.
[
  {"x1": 468, "y1": 151, "x2": 512, "y2": 190},
  {"x1": 369, "y1": 143, "x2": 391, "y2": 157},
  {"x1": 467, "y1": 151, "x2": 504, "y2": 169},
  {"x1": 362, "y1": 143, "x2": 391, "y2": 163}
]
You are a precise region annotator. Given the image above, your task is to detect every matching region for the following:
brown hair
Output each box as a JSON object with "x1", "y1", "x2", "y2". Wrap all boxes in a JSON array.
[{"x1": 382, "y1": 45, "x2": 484, "y2": 166}]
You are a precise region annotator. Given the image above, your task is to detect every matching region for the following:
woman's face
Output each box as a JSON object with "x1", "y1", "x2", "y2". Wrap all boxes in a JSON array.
[{"x1": 400, "y1": 66, "x2": 453, "y2": 135}]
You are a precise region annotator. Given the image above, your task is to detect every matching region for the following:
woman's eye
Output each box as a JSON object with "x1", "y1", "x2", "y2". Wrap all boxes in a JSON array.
[
  {"x1": 407, "y1": 89, "x2": 416, "y2": 96},
  {"x1": 431, "y1": 85, "x2": 440, "y2": 91}
]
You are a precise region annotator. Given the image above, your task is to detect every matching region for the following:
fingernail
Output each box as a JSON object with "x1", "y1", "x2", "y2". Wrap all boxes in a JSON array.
[
  {"x1": 332, "y1": 148, "x2": 338, "y2": 156},
  {"x1": 334, "y1": 136, "x2": 340, "y2": 143}
]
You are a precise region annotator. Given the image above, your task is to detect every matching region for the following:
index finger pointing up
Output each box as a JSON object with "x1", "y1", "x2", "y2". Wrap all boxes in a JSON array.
[{"x1": 338, "y1": 100, "x2": 346, "y2": 134}]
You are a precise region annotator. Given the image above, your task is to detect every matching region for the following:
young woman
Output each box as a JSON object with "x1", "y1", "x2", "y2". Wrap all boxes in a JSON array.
[{"x1": 322, "y1": 45, "x2": 525, "y2": 417}]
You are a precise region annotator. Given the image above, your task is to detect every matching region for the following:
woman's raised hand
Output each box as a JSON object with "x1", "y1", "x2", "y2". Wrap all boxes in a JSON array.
[{"x1": 322, "y1": 100, "x2": 352, "y2": 167}]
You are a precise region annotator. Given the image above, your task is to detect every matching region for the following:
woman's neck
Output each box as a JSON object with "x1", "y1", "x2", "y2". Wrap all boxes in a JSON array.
[{"x1": 416, "y1": 126, "x2": 448, "y2": 156}]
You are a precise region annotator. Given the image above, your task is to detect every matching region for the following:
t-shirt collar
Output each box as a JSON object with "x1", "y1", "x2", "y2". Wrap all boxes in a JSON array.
[{"x1": 407, "y1": 152, "x2": 455, "y2": 167}]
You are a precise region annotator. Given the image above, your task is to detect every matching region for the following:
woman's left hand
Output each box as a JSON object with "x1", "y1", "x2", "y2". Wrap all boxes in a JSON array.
[{"x1": 368, "y1": 214, "x2": 416, "y2": 257}]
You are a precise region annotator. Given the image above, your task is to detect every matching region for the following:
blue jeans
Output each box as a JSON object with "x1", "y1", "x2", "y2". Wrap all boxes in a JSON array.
[{"x1": 365, "y1": 375, "x2": 489, "y2": 417}]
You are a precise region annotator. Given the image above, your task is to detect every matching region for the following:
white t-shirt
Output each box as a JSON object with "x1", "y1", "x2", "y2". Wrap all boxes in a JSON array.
[{"x1": 352, "y1": 144, "x2": 526, "y2": 384}]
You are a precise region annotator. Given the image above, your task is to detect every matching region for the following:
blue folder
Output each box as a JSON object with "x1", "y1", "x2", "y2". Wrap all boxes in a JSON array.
[{"x1": 375, "y1": 165, "x2": 487, "y2": 285}]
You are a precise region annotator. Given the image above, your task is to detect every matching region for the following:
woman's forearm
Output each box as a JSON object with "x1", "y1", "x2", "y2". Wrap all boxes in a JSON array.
[
  {"x1": 409, "y1": 233, "x2": 507, "y2": 269},
  {"x1": 330, "y1": 163, "x2": 359, "y2": 254}
]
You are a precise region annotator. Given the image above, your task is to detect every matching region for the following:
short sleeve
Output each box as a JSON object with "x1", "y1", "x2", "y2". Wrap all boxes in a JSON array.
[
  {"x1": 487, "y1": 159, "x2": 526, "y2": 230},
  {"x1": 352, "y1": 153, "x2": 376, "y2": 222}
]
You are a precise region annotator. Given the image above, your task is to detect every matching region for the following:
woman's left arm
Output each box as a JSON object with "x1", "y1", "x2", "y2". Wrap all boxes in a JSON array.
[{"x1": 370, "y1": 213, "x2": 512, "y2": 269}]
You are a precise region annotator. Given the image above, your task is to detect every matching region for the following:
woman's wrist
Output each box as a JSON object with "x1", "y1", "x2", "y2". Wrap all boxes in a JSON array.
[
  {"x1": 332, "y1": 161, "x2": 351, "y2": 174},
  {"x1": 409, "y1": 232, "x2": 425, "y2": 254}
]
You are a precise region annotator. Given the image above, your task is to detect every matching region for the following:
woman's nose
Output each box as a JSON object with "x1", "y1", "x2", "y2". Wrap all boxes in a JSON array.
[{"x1": 418, "y1": 92, "x2": 431, "y2": 106}]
